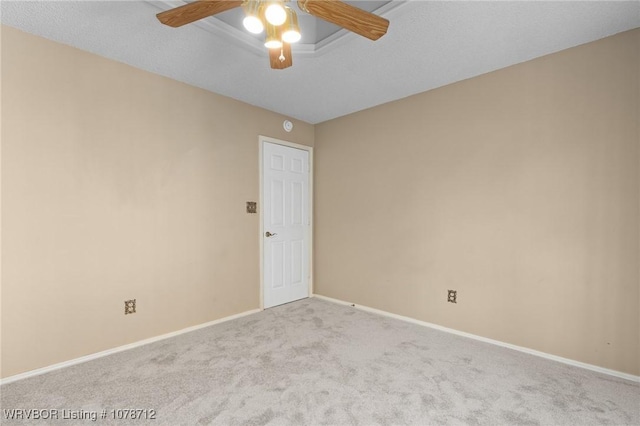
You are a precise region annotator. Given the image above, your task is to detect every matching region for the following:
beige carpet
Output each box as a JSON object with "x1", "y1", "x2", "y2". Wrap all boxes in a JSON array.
[{"x1": 1, "y1": 297, "x2": 638, "y2": 425}]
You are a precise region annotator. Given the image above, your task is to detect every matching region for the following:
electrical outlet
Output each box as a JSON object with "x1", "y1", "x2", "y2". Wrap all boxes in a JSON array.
[
  {"x1": 124, "y1": 299, "x2": 136, "y2": 315},
  {"x1": 447, "y1": 290, "x2": 457, "y2": 304},
  {"x1": 246, "y1": 201, "x2": 257, "y2": 214}
]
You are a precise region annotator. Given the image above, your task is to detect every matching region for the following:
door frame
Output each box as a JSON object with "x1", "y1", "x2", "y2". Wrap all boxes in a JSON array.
[{"x1": 259, "y1": 135, "x2": 313, "y2": 310}]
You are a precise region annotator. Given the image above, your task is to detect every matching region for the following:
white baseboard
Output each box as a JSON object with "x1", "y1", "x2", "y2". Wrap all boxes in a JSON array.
[
  {"x1": 0, "y1": 308, "x2": 261, "y2": 386},
  {"x1": 312, "y1": 294, "x2": 640, "y2": 383}
]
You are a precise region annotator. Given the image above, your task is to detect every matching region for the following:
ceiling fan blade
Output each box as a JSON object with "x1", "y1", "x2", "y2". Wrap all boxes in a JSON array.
[
  {"x1": 269, "y1": 43, "x2": 293, "y2": 70},
  {"x1": 298, "y1": 0, "x2": 389, "y2": 41},
  {"x1": 157, "y1": 0, "x2": 243, "y2": 28}
]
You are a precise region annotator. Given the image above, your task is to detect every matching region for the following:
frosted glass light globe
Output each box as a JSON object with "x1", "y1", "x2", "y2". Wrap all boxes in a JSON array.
[
  {"x1": 264, "y1": 39, "x2": 283, "y2": 49},
  {"x1": 265, "y1": 3, "x2": 286, "y2": 26},
  {"x1": 243, "y1": 16, "x2": 264, "y2": 34},
  {"x1": 282, "y1": 29, "x2": 301, "y2": 43}
]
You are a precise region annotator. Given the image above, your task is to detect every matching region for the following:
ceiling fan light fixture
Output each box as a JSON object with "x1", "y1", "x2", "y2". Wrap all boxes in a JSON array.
[
  {"x1": 156, "y1": 0, "x2": 391, "y2": 70},
  {"x1": 281, "y1": 6, "x2": 301, "y2": 43},
  {"x1": 242, "y1": 1, "x2": 264, "y2": 34},
  {"x1": 264, "y1": 1, "x2": 287, "y2": 26},
  {"x1": 264, "y1": 23, "x2": 283, "y2": 49}
]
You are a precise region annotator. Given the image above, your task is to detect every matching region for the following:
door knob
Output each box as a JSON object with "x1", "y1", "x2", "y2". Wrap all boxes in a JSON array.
[{"x1": 265, "y1": 231, "x2": 278, "y2": 237}]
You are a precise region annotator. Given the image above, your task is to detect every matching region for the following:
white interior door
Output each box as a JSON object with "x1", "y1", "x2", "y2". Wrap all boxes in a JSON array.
[{"x1": 263, "y1": 141, "x2": 310, "y2": 309}]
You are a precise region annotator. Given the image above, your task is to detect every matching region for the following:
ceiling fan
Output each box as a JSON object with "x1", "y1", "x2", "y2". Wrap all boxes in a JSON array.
[{"x1": 156, "y1": 0, "x2": 390, "y2": 70}]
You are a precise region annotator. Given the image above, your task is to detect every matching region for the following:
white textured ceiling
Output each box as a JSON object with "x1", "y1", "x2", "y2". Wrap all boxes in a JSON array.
[{"x1": 2, "y1": 1, "x2": 639, "y2": 124}]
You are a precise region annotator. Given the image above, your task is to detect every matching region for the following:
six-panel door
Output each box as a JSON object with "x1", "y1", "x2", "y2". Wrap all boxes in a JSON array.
[{"x1": 263, "y1": 142, "x2": 310, "y2": 308}]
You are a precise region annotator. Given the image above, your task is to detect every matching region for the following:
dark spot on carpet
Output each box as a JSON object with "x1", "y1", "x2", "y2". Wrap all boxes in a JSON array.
[
  {"x1": 245, "y1": 408, "x2": 275, "y2": 426},
  {"x1": 150, "y1": 353, "x2": 177, "y2": 365}
]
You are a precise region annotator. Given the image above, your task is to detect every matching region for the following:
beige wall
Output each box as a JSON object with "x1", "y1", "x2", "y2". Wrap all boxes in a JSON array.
[
  {"x1": 314, "y1": 29, "x2": 639, "y2": 375},
  {"x1": 0, "y1": 26, "x2": 313, "y2": 378}
]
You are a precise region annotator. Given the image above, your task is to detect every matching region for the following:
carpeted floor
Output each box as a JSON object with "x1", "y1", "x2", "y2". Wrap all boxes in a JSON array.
[{"x1": 1, "y1": 297, "x2": 638, "y2": 425}]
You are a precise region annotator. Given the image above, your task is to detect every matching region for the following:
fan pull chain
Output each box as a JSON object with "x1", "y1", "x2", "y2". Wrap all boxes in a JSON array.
[{"x1": 279, "y1": 48, "x2": 285, "y2": 62}]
